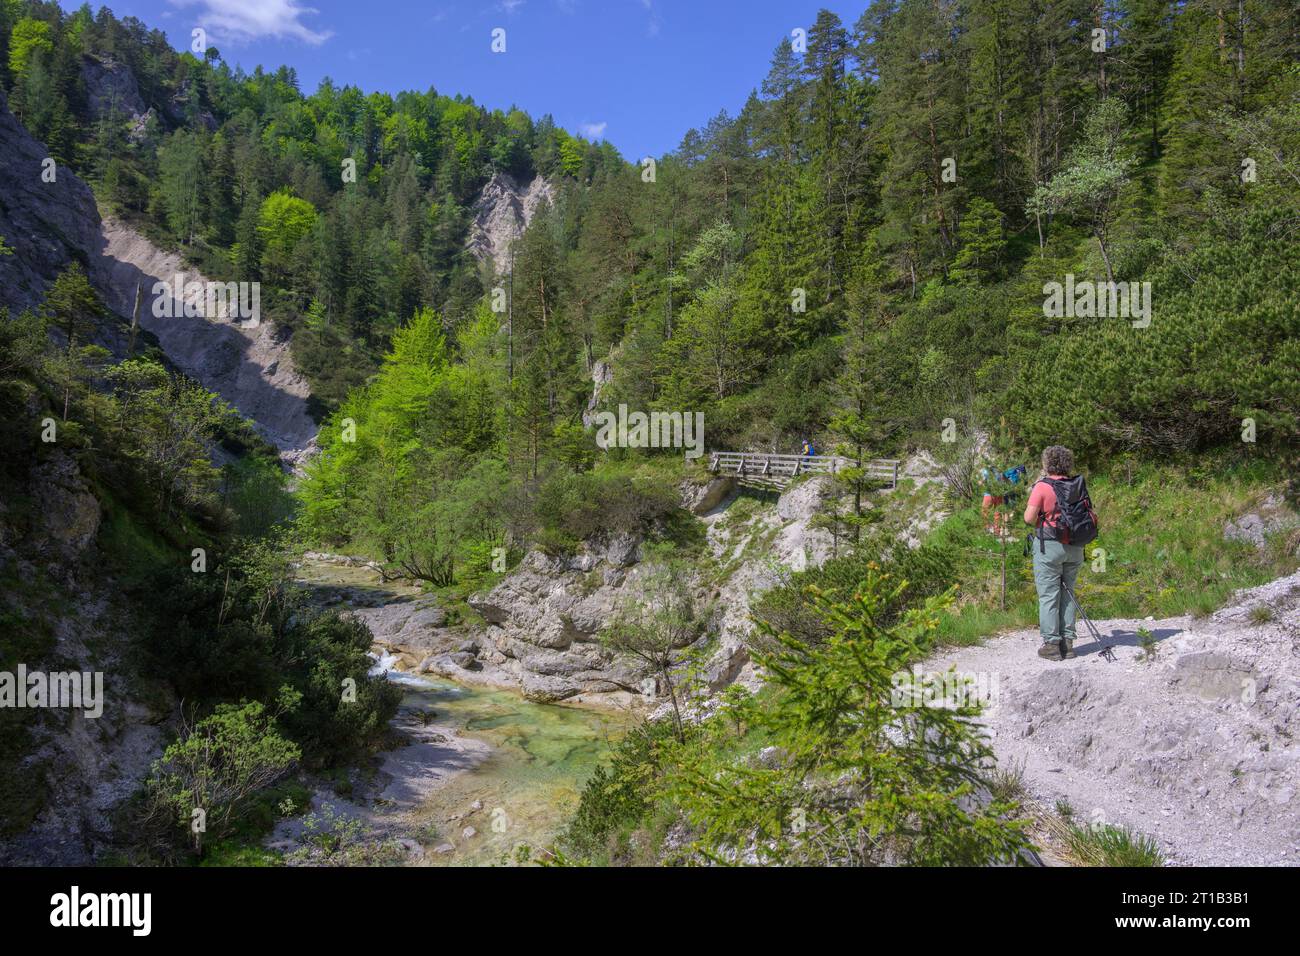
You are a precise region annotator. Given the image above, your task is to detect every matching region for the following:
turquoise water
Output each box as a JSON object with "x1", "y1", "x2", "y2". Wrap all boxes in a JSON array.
[
  {"x1": 396, "y1": 674, "x2": 629, "y2": 866},
  {"x1": 297, "y1": 557, "x2": 631, "y2": 865}
]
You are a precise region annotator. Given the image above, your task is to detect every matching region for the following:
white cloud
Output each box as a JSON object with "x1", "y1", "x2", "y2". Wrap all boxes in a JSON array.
[
  {"x1": 168, "y1": 0, "x2": 333, "y2": 46},
  {"x1": 579, "y1": 121, "x2": 607, "y2": 139},
  {"x1": 499, "y1": 0, "x2": 526, "y2": 13},
  {"x1": 637, "y1": 0, "x2": 661, "y2": 38}
]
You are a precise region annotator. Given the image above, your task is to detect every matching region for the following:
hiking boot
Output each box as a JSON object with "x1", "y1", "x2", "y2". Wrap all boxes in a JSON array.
[
  {"x1": 1062, "y1": 640, "x2": 1077, "y2": 659},
  {"x1": 1037, "y1": 641, "x2": 1063, "y2": 661}
]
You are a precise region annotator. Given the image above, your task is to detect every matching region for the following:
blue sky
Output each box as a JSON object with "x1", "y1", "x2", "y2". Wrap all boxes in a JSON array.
[{"x1": 64, "y1": 0, "x2": 865, "y2": 160}]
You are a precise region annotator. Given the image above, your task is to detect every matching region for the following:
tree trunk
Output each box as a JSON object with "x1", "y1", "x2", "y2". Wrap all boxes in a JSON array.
[
  {"x1": 1095, "y1": 230, "x2": 1114, "y2": 284},
  {"x1": 129, "y1": 281, "x2": 143, "y2": 355},
  {"x1": 662, "y1": 665, "x2": 685, "y2": 743}
]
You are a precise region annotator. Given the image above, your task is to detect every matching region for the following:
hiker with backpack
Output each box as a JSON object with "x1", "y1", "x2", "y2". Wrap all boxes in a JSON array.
[
  {"x1": 1023, "y1": 445, "x2": 1098, "y2": 661},
  {"x1": 981, "y1": 464, "x2": 1027, "y2": 535}
]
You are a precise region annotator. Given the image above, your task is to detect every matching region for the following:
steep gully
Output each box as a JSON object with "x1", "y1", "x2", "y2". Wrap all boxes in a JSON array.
[
  {"x1": 1, "y1": 79, "x2": 612, "y2": 860},
  {"x1": 85, "y1": 163, "x2": 608, "y2": 858}
]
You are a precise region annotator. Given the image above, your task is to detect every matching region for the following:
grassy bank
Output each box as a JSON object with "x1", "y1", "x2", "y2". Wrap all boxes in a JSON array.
[{"x1": 927, "y1": 461, "x2": 1296, "y2": 646}]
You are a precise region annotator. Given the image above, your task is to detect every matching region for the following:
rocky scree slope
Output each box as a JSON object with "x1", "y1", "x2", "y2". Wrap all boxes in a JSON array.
[
  {"x1": 94, "y1": 217, "x2": 318, "y2": 465},
  {"x1": 0, "y1": 89, "x2": 317, "y2": 464}
]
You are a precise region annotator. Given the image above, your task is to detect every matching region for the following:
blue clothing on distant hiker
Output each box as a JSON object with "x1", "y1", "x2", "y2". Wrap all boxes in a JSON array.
[{"x1": 1001, "y1": 465, "x2": 1026, "y2": 507}]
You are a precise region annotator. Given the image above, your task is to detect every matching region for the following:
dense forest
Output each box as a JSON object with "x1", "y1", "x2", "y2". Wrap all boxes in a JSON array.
[{"x1": 1, "y1": 0, "x2": 1298, "y2": 866}]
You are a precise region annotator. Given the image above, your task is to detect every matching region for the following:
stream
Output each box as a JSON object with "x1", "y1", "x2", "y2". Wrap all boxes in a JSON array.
[{"x1": 292, "y1": 558, "x2": 633, "y2": 866}]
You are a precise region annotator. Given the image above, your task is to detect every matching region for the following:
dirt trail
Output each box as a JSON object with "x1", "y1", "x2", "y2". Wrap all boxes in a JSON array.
[{"x1": 924, "y1": 572, "x2": 1300, "y2": 866}]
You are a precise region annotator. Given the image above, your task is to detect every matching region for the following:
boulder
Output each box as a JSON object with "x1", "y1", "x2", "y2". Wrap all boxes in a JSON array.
[
  {"x1": 520, "y1": 672, "x2": 581, "y2": 703},
  {"x1": 1223, "y1": 495, "x2": 1298, "y2": 551},
  {"x1": 683, "y1": 476, "x2": 738, "y2": 515},
  {"x1": 777, "y1": 475, "x2": 833, "y2": 522},
  {"x1": 529, "y1": 615, "x2": 585, "y2": 650},
  {"x1": 604, "y1": 531, "x2": 642, "y2": 568},
  {"x1": 515, "y1": 646, "x2": 605, "y2": 677},
  {"x1": 32, "y1": 454, "x2": 101, "y2": 557},
  {"x1": 447, "y1": 651, "x2": 478, "y2": 670}
]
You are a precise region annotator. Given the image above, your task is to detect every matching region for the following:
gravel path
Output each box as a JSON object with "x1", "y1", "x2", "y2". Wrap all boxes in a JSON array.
[{"x1": 924, "y1": 572, "x2": 1300, "y2": 866}]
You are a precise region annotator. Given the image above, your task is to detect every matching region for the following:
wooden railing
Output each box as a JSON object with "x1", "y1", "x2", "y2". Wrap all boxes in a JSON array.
[{"x1": 708, "y1": 452, "x2": 900, "y2": 489}]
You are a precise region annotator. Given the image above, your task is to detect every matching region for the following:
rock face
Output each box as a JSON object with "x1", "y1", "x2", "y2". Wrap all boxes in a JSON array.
[
  {"x1": 427, "y1": 476, "x2": 853, "y2": 708},
  {"x1": 582, "y1": 358, "x2": 615, "y2": 429},
  {"x1": 31, "y1": 453, "x2": 101, "y2": 560},
  {"x1": 0, "y1": 452, "x2": 172, "y2": 865},
  {"x1": 80, "y1": 55, "x2": 147, "y2": 125},
  {"x1": 465, "y1": 172, "x2": 555, "y2": 273},
  {"x1": 0, "y1": 90, "x2": 104, "y2": 313},
  {"x1": 697, "y1": 477, "x2": 839, "y2": 692},
  {"x1": 681, "y1": 476, "x2": 738, "y2": 516},
  {"x1": 468, "y1": 548, "x2": 653, "y2": 703},
  {"x1": 93, "y1": 217, "x2": 318, "y2": 464},
  {"x1": 0, "y1": 91, "x2": 316, "y2": 464},
  {"x1": 80, "y1": 55, "x2": 214, "y2": 138}
]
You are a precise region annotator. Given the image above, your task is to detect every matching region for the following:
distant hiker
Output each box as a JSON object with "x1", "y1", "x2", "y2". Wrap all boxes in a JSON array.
[
  {"x1": 801, "y1": 438, "x2": 814, "y2": 458},
  {"x1": 980, "y1": 468, "x2": 1002, "y2": 532},
  {"x1": 981, "y1": 464, "x2": 1026, "y2": 535},
  {"x1": 1024, "y1": 446, "x2": 1098, "y2": 661}
]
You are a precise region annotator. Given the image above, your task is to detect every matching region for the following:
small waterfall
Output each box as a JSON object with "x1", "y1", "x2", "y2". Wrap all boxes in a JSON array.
[{"x1": 367, "y1": 650, "x2": 434, "y2": 688}]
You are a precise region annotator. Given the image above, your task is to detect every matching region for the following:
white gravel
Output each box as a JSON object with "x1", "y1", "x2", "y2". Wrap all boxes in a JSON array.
[{"x1": 924, "y1": 571, "x2": 1300, "y2": 866}]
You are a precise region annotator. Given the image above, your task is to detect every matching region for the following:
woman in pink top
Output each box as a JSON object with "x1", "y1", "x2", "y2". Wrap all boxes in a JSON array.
[{"x1": 1023, "y1": 446, "x2": 1085, "y2": 660}]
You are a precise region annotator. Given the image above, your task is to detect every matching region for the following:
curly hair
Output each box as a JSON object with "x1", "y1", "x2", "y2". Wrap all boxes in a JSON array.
[{"x1": 1041, "y1": 445, "x2": 1075, "y2": 475}]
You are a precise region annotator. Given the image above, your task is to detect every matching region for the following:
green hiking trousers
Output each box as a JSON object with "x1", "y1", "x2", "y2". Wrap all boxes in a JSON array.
[{"x1": 1032, "y1": 537, "x2": 1086, "y2": 643}]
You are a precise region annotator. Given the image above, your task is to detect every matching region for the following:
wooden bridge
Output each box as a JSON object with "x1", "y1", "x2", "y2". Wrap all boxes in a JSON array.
[{"x1": 708, "y1": 451, "x2": 901, "y2": 489}]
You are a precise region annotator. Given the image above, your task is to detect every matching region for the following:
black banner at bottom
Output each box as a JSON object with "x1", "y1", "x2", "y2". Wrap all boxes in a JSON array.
[{"x1": 0, "y1": 865, "x2": 1281, "y2": 941}]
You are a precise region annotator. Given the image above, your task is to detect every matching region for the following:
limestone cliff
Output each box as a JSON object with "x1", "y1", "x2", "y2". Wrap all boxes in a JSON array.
[
  {"x1": 0, "y1": 90, "x2": 103, "y2": 313},
  {"x1": 465, "y1": 171, "x2": 556, "y2": 273},
  {"x1": 361, "y1": 475, "x2": 868, "y2": 709}
]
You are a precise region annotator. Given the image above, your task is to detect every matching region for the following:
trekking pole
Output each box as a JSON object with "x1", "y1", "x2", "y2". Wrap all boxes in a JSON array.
[{"x1": 1059, "y1": 575, "x2": 1116, "y2": 662}]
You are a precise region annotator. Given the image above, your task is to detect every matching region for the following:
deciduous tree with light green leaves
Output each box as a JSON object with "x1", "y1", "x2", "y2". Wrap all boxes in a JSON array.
[{"x1": 1026, "y1": 97, "x2": 1135, "y2": 283}]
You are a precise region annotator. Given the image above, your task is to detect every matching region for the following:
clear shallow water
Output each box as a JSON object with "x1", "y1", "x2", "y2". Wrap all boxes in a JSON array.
[
  {"x1": 396, "y1": 674, "x2": 629, "y2": 866},
  {"x1": 302, "y1": 558, "x2": 631, "y2": 866}
]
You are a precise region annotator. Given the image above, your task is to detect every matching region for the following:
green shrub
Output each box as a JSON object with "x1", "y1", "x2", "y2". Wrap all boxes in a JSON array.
[
  {"x1": 145, "y1": 700, "x2": 301, "y2": 856},
  {"x1": 141, "y1": 541, "x2": 400, "y2": 768},
  {"x1": 533, "y1": 467, "x2": 679, "y2": 547},
  {"x1": 661, "y1": 571, "x2": 1027, "y2": 866},
  {"x1": 752, "y1": 544, "x2": 955, "y2": 649},
  {"x1": 560, "y1": 720, "x2": 679, "y2": 862}
]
